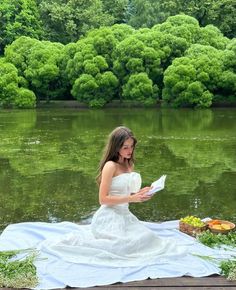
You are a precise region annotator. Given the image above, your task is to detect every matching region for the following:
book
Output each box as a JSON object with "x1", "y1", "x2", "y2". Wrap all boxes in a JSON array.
[{"x1": 146, "y1": 175, "x2": 167, "y2": 196}]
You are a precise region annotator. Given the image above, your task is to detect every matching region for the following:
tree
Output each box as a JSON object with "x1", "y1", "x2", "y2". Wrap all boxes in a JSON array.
[
  {"x1": 102, "y1": 0, "x2": 129, "y2": 24},
  {"x1": 126, "y1": 0, "x2": 235, "y2": 38},
  {"x1": 204, "y1": 0, "x2": 236, "y2": 38},
  {"x1": 163, "y1": 44, "x2": 236, "y2": 108},
  {"x1": 38, "y1": 0, "x2": 114, "y2": 43},
  {"x1": 5, "y1": 36, "x2": 66, "y2": 102},
  {"x1": 0, "y1": 0, "x2": 43, "y2": 54},
  {"x1": 0, "y1": 58, "x2": 36, "y2": 108},
  {"x1": 113, "y1": 16, "x2": 194, "y2": 97},
  {"x1": 65, "y1": 26, "x2": 133, "y2": 106},
  {"x1": 4, "y1": 36, "x2": 39, "y2": 74},
  {"x1": 153, "y1": 14, "x2": 229, "y2": 54},
  {"x1": 153, "y1": 14, "x2": 201, "y2": 47},
  {"x1": 24, "y1": 41, "x2": 65, "y2": 101},
  {"x1": 125, "y1": 0, "x2": 168, "y2": 28}
]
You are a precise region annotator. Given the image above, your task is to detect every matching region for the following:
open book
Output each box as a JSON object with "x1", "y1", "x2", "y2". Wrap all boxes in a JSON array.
[{"x1": 146, "y1": 175, "x2": 167, "y2": 196}]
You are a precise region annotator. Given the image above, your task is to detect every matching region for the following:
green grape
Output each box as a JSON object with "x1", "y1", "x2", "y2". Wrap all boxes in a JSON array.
[{"x1": 180, "y1": 215, "x2": 205, "y2": 227}]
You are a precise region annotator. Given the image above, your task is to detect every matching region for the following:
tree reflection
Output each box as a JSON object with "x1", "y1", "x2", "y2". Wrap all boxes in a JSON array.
[{"x1": 0, "y1": 108, "x2": 235, "y2": 229}]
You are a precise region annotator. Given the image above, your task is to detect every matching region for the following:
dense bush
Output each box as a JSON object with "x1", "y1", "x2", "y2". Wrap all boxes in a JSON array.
[
  {"x1": 5, "y1": 36, "x2": 66, "y2": 102},
  {"x1": 163, "y1": 44, "x2": 236, "y2": 108},
  {"x1": 66, "y1": 25, "x2": 133, "y2": 107},
  {"x1": 0, "y1": 59, "x2": 36, "y2": 108},
  {"x1": 122, "y1": 73, "x2": 158, "y2": 105}
]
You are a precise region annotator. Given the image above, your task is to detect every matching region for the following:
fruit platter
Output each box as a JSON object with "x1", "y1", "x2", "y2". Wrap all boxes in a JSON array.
[
  {"x1": 207, "y1": 219, "x2": 235, "y2": 234},
  {"x1": 179, "y1": 216, "x2": 207, "y2": 237}
]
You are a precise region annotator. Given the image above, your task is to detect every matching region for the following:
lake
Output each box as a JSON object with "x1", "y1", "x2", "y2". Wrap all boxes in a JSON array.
[{"x1": 0, "y1": 108, "x2": 235, "y2": 231}]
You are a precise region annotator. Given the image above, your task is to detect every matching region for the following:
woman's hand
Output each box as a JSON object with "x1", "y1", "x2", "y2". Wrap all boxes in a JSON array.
[{"x1": 129, "y1": 187, "x2": 152, "y2": 203}]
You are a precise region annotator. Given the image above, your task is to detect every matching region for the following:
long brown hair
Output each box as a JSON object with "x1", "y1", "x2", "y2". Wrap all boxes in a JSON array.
[{"x1": 96, "y1": 126, "x2": 137, "y2": 184}]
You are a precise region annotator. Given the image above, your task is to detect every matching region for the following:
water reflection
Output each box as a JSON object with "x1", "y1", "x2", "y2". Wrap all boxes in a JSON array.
[{"x1": 0, "y1": 108, "x2": 236, "y2": 229}]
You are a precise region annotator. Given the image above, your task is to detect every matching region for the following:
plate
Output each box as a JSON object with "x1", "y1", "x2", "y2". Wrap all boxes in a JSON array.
[{"x1": 207, "y1": 219, "x2": 235, "y2": 234}]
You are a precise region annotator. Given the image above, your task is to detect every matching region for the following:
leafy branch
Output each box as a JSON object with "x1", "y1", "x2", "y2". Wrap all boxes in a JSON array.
[
  {"x1": 197, "y1": 230, "x2": 236, "y2": 248},
  {"x1": 197, "y1": 230, "x2": 236, "y2": 280}
]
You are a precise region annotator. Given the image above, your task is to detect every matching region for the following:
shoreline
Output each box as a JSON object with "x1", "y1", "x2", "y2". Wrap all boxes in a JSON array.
[{"x1": 36, "y1": 100, "x2": 236, "y2": 109}]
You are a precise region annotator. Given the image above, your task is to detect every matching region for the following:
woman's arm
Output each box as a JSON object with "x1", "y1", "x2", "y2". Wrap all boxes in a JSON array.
[{"x1": 99, "y1": 161, "x2": 151, "y2": 205}]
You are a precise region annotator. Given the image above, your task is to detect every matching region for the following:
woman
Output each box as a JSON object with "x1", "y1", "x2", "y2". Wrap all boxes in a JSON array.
[
  {"x1": 0, "y1": 126, "x2": 222, "y2": 289},
  {"x1": 96, "y1": 126, "x2": 152, "y2": 205},
  {"x1": 40, "y1": 126, "x2": 185, "y2": 267}
]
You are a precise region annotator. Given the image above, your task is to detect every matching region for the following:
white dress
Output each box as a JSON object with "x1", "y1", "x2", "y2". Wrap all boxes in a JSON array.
[{"x1": 41, "y1": 172, "x2": 186, "y2": 267}]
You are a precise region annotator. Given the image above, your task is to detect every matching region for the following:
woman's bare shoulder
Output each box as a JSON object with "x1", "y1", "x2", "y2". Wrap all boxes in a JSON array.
[{"x1": 103, "y1": 160, "x2": 117, "y2": 171}]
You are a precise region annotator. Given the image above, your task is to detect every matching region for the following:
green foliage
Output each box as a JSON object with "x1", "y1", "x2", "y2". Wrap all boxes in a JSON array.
[
  {"x1": 0, "y1": 0, "x2": 44, "y2": 54},
  {"x1": 220, "y1": 259, "x2": 236, "y2": 281},
  {"x1": 122, "y1": 72, "x2": 157, "y2": 105},
  {"x1": 5, "y1": 37, "x2": 66, "y2": 101},
  {"x1": 0, "y1": 250, "x2": 38, "y2": 288},
  {"x1": 38, "y1": 0, "x2": 114, "y2": 43},
  {"x1": 113, "y1": 36, "x2": 146, "y2": 80},
  {"x1": 126, "y1": 0, "x2": 235, "y2": 38},
  {"x1": 24, "y1": 41, "x2": 65, "y2": 101},
  {"x1": 113, "y1": 30, "x2": 169, "y2": 95},
  {"x1": 197, "y1": 25, "x2": 229, "y2": 50},
  {"x1": 125, "y1": 0, "x2": 169, "y2": 28},
  {"x1": 65, "y1": 25, "x2": 131, "y2": 81},
  {"x1": 138, "y1": 28, "x2": 188, "y2": 70},
  {"x1": 14, "y1": 88, "x2": 36, "y2": 108},
  {"x1": 163, "y1": 43, "x2": 236, "y2": 108},
  {"x1": 85, "y1": 28, "x2": 120, "y2": 65},
  {"x1": 89, "y1": 98, "x2": 107, "y2": 109},
  {"x1": 102, "y1": 0, "x2": 129, "y2": 24},
  {"x1": 110, "y1": 24, "x2": 135, "y2": 41},
  {"x1": 154, "y1": 14, "x2": 229, "y2": 50},
  {"x1": 71, "y1": 71, "x2": 119, "y2": 107},
  {"x1": 197, "y1": 230, "x2": 236, "y2": 281},
  {"x1": 0, "y1": 58, "x2": 36, "y2": 108},
  {"x1": 4, "y1": 36, "x2": 39, "y2": 74},
  {"x1": 197, "y1": 230, "x2": 236, "y2": 248},
  {"x1": 0, "y1": 0, "x2": 235, "y2": 59},
  {"x1": 163, "y1": 56, "x2": 212, "y2": 108},
  {"x1": 204, "y1": 0, "x2": 236, "y2": 38},
  {"x1": 225, "y1": 39, "x2": 236, "y2": 72},
  {"x1": 65, "y1": 26, "x2": 134, "y2": 106},
  {"x1": 1, "y1": 13, "x2": 235, "y2": 108}
]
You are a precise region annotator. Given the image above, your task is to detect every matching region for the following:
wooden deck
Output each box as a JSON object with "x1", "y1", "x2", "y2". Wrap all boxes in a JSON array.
[
  {"x1": 71, "y1": 276, "x2": 236, "y2": 290},
  {"x1": 2, "y1": 275, "x2": 235, "y2": 290}
]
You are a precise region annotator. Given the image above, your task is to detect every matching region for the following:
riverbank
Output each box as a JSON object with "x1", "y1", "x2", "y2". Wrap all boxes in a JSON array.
[
  {"x1": 36, "y1": 100, "x2": 236, "y2": 109},
  {"x1": 36, "y1": 100, "x2": 160, "y2": 109}
]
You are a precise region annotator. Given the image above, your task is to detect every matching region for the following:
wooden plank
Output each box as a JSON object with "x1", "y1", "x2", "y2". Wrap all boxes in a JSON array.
[
  {"x1": 82, "y1": 288, "x2": 236, "y2": 290},
  {"x1": 67, "y1": 276, "x2": 236, "y2": 289},
  {"x1": 82, "y1": 286, "x2": 236, "y2": 290},
  {"x1": 1, "y1": 276, "x2": 236, "y2": 290},
  {"x1": 116, "y1": 276, "x2": 236, "y2": 286}
]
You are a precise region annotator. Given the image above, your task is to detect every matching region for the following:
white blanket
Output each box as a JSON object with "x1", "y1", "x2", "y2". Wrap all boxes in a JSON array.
[{"x1": 0, "y1": 220, "x2": 235, "y2": 289}]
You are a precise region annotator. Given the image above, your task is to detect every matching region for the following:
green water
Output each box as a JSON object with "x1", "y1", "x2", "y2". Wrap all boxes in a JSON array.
[{"x1": 0, "y1": 108, "x2": 236, "y2": 230}]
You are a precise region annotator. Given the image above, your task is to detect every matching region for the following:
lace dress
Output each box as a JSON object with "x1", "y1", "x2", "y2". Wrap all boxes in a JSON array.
[{"x1": 40, "y1": 172, "x2": 187, "y2": 266}]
